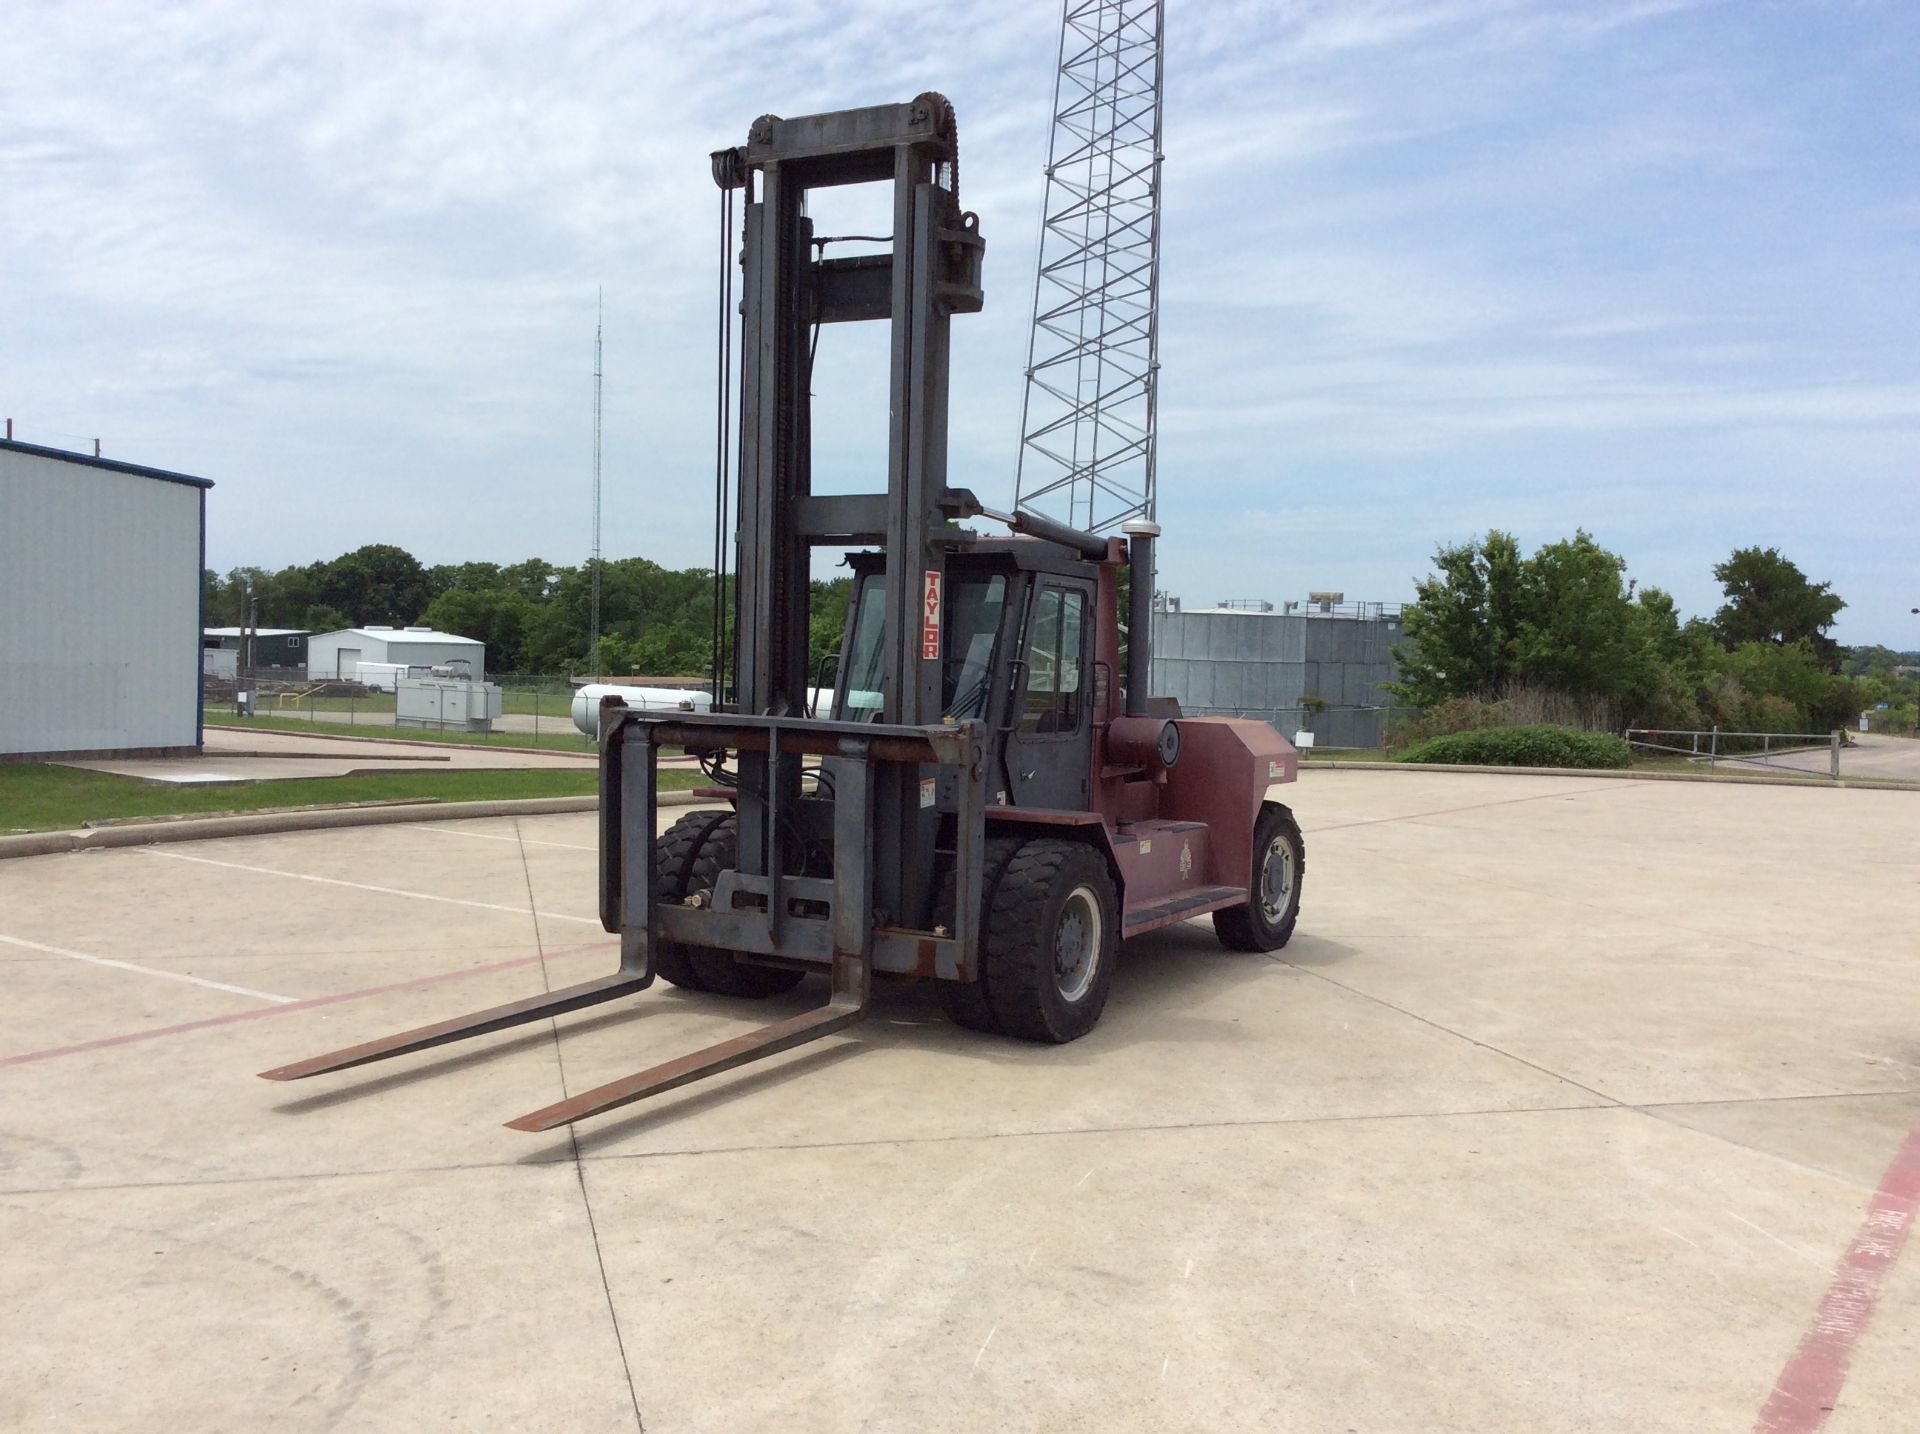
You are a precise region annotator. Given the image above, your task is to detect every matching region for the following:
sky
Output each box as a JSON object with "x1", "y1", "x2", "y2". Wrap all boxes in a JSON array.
[{"x1": 3, "y1": 0, "x2": 1916, "y2": 646}]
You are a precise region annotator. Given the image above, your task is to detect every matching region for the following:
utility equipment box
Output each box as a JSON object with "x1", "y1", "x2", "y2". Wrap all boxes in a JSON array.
[{"x1": 394, "y1": 676, "x2": 503, "y2": 733}]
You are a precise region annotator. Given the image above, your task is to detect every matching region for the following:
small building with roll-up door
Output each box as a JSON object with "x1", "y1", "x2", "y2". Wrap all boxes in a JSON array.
[
  {"x1": 1, "y1": 438, "x2": 211, "y2": 759},
  {"x1": 305, "y1": 626, "x2": 485, "y2": 686}
]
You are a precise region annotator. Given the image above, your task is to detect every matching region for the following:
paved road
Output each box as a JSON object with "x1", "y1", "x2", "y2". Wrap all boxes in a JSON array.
[{"x1": 1714, "y1": 731, "x2": 1920, "y2": 782}]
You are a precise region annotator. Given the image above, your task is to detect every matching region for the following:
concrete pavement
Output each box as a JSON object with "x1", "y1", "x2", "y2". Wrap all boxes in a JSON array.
[{"x1": 1, "y1": 770, "x2": 1915, "y2": 1431}]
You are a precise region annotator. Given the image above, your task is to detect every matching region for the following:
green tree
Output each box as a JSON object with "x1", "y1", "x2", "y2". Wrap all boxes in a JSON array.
[
  {"x1": 1711, "y1": 547, "x2": 1845, "y2": 667},
  {"x1": 421, "y1": 588, "x2": 536, "y2": 670},
  {"x1": 301, "y1": 603, "x2": 350, "y2": 634},
  {"x1": 500, "y1": 558, "x2": 559, "y2": 603},
  {"x1": 1841, "y1": 644, "x2": 1906, "y2": 679},
  {"x1": 263, "y1": 563, "x2": 321, "y2": 627},
  {"x1": 1390, "y1": 531, "x2": 1524, "y2": 707},
  {"x1": 315, "y1": 544, "x2": 431, "y2": 626},
  {"x1": 426, "y1": 561, "x2": 505, "y2": 600},
  {"x1": 1509, "y1": 532, "x2": 1660, "y2": 707},
  {"x1": 1711, "y1": 640, "x2": 1858, "y2": 733},
  {"x1": 1390, "y1": 530, "x2": 1734, "y2": 729}
]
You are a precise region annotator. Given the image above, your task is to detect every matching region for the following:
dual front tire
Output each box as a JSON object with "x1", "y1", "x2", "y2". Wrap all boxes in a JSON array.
[{"x1": 652, "y1": 812, "x2": 805, "y2": 998}]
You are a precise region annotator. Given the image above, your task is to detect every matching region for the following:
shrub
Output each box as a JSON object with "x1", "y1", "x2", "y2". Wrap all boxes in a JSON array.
[
  {"x1": 1392, "y1": 724, "x2": 1632, "y2": 770},
  {"x1": 1386, "y1": 696, "x2": 1505, "y2": 748}
]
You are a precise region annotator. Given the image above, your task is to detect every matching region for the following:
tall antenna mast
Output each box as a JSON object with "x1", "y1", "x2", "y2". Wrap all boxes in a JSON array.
[
  {"x1": 1015, "y1": 0, "x2": 1165, "y2": 532},
  {"x1": 589, "y1": 287, "x2": 604, "y2": 678}
]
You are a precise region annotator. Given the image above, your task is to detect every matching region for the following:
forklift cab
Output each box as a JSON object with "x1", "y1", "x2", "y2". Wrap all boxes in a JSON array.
[{"x1": 834, "y1": 540, "x2": 1098, "y2": 812}]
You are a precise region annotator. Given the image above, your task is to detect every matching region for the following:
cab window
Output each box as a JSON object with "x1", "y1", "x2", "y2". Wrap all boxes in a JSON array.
[{"x1": 1020, "y1": 586, "x2": 1086, "y2": 734}]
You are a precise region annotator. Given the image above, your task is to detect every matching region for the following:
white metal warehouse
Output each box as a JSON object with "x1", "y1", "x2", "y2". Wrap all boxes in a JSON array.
[
  {"x1": 306, "y1": 627, "x2": 485, "y2": 683},
  {"x1": 0, "y1": 439, "x2": 211, "y2": 758}
]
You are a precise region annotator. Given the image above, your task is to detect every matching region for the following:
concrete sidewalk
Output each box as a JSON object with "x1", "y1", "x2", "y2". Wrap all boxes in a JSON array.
[{"x1": 62, "y1": 725, "x2": 598, "y2": 784}]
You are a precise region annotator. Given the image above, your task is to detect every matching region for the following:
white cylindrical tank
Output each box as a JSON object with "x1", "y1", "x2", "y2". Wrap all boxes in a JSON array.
[{"x1": 571, "y1": 684, "x2": 714, "y2": 738}]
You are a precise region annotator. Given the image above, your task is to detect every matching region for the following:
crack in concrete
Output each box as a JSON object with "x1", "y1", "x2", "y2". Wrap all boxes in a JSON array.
[{"x1": 514, "y1": 819, "x2": 646, "y2": 1434}]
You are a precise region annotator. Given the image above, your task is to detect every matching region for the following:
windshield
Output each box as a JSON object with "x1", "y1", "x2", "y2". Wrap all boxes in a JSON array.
[
  {"x1": 943, "y1": 575, "x2": 1006, "y2": 719},
  {"x1": 833, "y1": 572, "x2": 1009, "y2": 723},
  {"x1": 837, "y1": 577, "x2": 888, "y2": 722}
]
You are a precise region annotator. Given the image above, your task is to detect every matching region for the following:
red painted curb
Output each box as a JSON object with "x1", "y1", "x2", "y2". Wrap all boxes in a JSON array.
[{"x1": 1751, "y1": 1115, "x2": 1920, "y2": 1432}]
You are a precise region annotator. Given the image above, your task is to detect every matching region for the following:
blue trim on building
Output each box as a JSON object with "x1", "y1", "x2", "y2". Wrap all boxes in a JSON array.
[
  {"x1": 196, "y1": 487, "x2": 207, "y2": 749},
  {"x1": 0, "y1": 437, "x2": 215, "y2": 491}
]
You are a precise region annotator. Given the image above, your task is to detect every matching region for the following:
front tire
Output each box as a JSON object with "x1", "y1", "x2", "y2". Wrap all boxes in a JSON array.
[
  {"x1": 1213, "y1": 803, "x2": 1304, "y2": 952},
  {"x1": 980, "y1": 838, "x2": 1118, "y2": 1043},
  {"x1": 653, "y1": 812, "x2": 807, "y2": 997},
  {"x1": 933, "y1": 836, "x2": 1023, "y2": 1034}
]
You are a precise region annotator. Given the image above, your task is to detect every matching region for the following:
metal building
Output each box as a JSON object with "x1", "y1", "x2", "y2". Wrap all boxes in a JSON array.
[
  {"x1": 202, "y1": 627, "x2": 309, "y2": 676},
  {"x1": 1, "y1": 439, "x2": 211, "y2": 758},
  {"x1": 305, "y1": 626, "x2": 485, "y2": 684},
  {"x1": 1152, "y1": 598, "x2": 1403, "y2": 748}
]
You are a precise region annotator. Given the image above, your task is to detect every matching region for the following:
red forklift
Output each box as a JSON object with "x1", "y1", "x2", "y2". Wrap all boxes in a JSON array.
[{"x1": 263, "y1": 95, "x2": 1304, "y2": 1129}]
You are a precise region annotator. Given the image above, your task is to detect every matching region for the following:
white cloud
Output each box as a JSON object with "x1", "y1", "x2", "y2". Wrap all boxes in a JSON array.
[{"x1": 1, "y1": 0, "x2": 1914, "y2": 643}]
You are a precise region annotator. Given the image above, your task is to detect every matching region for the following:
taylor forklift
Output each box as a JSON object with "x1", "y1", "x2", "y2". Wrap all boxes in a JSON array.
[{"x1": 262, "y1": 95, "x2": 1305, "y2": 1129}]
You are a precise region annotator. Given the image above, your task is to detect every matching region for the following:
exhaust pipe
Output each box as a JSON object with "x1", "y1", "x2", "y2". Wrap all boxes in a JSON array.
[{"x1": 1121, "y1": 519, "x2": 1158, "y2": 716}]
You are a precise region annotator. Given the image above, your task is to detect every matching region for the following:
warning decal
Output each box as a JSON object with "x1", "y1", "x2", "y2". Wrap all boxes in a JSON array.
[{"x1": 922, "y1": 570, "x2": 942, "y2": 660}]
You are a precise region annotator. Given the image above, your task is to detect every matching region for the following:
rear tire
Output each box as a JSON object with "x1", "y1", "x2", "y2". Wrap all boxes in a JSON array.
[
  {"x1": 652, "y1": 812, "x2": 807, "y2": 997},
  {"x1": 933, "y1": 836, "x2": 1023, "y2": 1034},
  {"x1": 980, "y1": 838, "x2": 1118, "y2": 1043},
  {"x1": 1213, "y1": 803, "x2": 1304, "y2": 952}
]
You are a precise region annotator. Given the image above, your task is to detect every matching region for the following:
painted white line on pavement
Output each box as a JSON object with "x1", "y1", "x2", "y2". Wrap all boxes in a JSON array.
[
  {"x1": 143, "y1": 849, "x2": 599, "y2": 925},
  {"x1": 418, "y1": 825, "x2": 596, "y2": 852},
  {"x1": 0, "y1": 932, "x2": 297, "y2": 1004}
]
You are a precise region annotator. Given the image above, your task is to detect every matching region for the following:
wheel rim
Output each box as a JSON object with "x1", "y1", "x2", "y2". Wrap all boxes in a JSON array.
[
  {"x1": 1258, "y1": 835, "x2": 1295, "y2": 923},
  {"x1": 1053, "y1": 884, "x2": 1103, "y2": 1003}
]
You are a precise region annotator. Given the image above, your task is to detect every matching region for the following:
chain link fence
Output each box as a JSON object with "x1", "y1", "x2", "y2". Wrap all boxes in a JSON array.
[
  {"x1": 203, "y1": 675, "x2": 595, "y2": 751},
  {"x1": 204, "y1": 677, "x2": 1413, "y2": 755},
  {"x1": 1187, "y1": 705, "x2": 1416, "y2": 751}
]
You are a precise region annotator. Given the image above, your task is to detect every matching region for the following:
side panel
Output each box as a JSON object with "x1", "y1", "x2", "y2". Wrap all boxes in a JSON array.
[{"x1": 1157, "y1": 718, "x2": 1298, "y2": 889}]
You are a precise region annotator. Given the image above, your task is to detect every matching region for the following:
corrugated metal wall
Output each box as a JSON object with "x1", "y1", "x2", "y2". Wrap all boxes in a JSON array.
[
  {"x1": 1, "y1": 449, "x2": 204, "y2": 756},
  {"x1": 304, "y1": 634, "x2": 487, "y2": 680},
  {"x1": 1151, "y1": 609, "x2": 1403, "y2": 747}
]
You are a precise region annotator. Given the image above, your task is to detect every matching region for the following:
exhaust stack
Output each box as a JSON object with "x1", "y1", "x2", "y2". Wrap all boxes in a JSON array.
[{"x1": 1121, "y1": 519, "x2": 1159, "y2": 716}]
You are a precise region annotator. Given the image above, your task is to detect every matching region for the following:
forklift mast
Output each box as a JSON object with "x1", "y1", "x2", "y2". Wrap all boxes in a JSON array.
[
  {"x1": 726, "y1": 93, "x2": 981, "y2": 724},
  {"x1": 720, "y1": 94, "x2": 983, "y2": 937}
]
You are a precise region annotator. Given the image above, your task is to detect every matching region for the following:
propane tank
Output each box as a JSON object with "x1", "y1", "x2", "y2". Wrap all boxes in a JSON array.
[{"x1": 571, "y1": 683, "x2": 713, "y2": 738}]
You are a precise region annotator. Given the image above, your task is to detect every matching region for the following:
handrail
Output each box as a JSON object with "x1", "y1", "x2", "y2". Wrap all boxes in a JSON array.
[{"x1": 1625, "y1": 727, "x2": 1834, "y2": 741}]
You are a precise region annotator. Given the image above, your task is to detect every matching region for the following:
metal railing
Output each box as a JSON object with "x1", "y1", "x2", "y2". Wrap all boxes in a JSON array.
[{"x1": 1625, "y1": 726, "x2": 1844, "y2": 778}]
